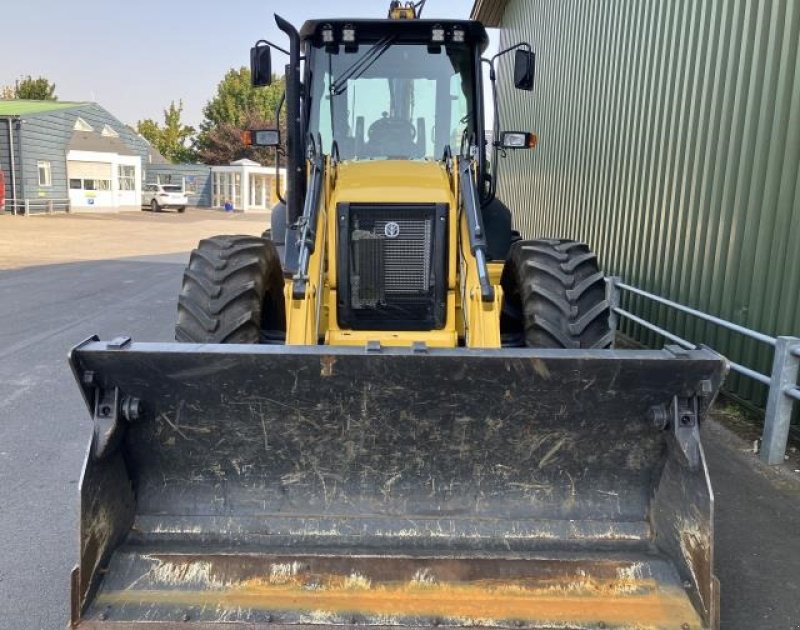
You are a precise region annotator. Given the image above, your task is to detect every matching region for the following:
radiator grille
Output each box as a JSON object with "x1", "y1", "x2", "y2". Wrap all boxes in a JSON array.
[
  {"x1": 340, "y1": 204, "x2": 446, "y2": 330},
  {"x1": 362, "y1": 216, "x2": 431, "y2": 293}
]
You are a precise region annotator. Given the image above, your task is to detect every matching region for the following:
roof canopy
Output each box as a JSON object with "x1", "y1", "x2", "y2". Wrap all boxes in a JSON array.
[{"x1": 300, "y1": 18, "x2": 489, "y2": 50}]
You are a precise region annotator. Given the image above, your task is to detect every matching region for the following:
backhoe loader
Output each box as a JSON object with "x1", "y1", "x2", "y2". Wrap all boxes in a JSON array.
[{"x1": 68, "y1": 3, "x2": 727, "y2": 628}]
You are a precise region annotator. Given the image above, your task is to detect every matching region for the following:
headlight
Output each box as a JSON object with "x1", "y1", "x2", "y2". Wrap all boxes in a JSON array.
[{"x1": 342, "y1": 25, "x2": 356, "y2": 43}]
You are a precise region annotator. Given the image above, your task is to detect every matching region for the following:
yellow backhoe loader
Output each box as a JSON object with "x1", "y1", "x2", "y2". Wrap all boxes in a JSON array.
[{"x1": 68, "y1": 3, "x2": 727, "y2": 628}]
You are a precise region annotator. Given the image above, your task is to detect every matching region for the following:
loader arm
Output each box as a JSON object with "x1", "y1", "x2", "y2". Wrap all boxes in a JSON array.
[{"x1": 284, "y1": 152, "x2": 328, "y2": 345}]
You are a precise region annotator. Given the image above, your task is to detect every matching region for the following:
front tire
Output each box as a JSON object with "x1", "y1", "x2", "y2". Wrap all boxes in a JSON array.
[
  {"x1": 177, "y1": 207, "x2": 186, "y2": 213},
  {"x1": 501, "y1": 239, "x2": 613, "y2": 349},
  {"x1": 151, "y1": 199, "x2": 160, "y2": 212},
  {"x1": 175, "y1": 235, "x2": 285, "y2": 343}
]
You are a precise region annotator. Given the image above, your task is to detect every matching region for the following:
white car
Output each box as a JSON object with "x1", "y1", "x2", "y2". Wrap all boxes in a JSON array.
[{"x1": 142, "y1": 183, "x2": 188, "y2": 213}]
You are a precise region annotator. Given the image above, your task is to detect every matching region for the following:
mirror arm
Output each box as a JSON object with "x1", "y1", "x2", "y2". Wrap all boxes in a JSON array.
[
  {"x1": 489, "y1": 41, "x2": 532, "y2": 67},
  {"x1": 481, "y1": 57, "x2": 501, "y2": 204},
  {"x1": 255, "y1": 38, "x2": 291, "y2": 57},
  {"x1": 481, "y1": 42, "x2": 533, "y2": 205},
  {"x1": 274, "y1": 91, "x2": 286, "y2": 206}
]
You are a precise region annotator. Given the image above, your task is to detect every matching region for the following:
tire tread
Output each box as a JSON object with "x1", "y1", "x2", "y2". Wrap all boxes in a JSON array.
[
  {"x1": 175, "y1": 234, "x2": 285, "y2": 344},
  {"x1": 501, "y1": 239, "x2": 612, "y2": 349}
]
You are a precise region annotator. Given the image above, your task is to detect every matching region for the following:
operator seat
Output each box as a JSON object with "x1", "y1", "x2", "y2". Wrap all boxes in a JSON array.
[{"x1": 363, "y1": 113, "x2": 425, "y2": 159}]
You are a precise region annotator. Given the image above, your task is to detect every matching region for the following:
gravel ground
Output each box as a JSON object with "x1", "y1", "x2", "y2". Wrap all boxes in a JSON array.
[{"x1": 0, "y1": 208, "x2": 266, "y2": 270}]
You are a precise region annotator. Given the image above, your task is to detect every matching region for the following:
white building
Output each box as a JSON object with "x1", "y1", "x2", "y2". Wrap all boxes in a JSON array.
[
  {"x1": 67, "y1": 120, "x2": 141, "y2": 211},
  {"x1": 211, "y1": 159, "x2": 287, "y2": 213}
]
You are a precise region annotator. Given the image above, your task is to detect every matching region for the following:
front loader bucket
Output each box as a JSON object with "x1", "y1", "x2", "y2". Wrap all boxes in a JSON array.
[{"x1": 69, "y1": 339, "x2": 726, "y2": 629}]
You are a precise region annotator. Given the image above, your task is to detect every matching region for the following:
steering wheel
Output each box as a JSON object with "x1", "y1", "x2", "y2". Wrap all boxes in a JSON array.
[{"x1": 367, "y1": 115, "x2": 417, "y2": 154}]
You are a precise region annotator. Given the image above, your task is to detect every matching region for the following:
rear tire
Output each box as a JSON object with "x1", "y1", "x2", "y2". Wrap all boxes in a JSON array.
[
  {"x1": 175, "y1": 235, "x2": 285, "y2": 343},
  {"x1": 501, "y1": 239, "x2": 613, "y2": 349},
  {"x1": 177, "y1": 206, "x2": 186, "y2": 213},
  {"x1": 151, "y1": 199, "x2": 160, "y2": 212}
]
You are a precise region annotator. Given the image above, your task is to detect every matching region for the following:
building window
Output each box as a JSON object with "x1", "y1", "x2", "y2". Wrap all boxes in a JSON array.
[
  {"x1": 101, "y1": 124, "x2": 120, "y2": 138},
  {"x1": 118, "y1": 165, "x2": 136, "y2": 191},
  {"x1": 213, "y1": 173, "x2": 220, "y2": 206},
  {"x1": 73, "y1": 117, "x2": 94, "y2": 132},
  {"x1": 69, "y1": 178, "x2": 112, "y2": 191},
  {"x1": 211, "y1": 172, "x2": 242, "y2": 209},
  {"x1": 38, "y1": 161, "x2": 52, "y2": 187}
]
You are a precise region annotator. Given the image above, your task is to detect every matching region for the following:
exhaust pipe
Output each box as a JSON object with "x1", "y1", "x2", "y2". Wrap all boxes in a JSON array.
[{"x1": 275, "y1": 14, "x2": 305, "y2": 226}]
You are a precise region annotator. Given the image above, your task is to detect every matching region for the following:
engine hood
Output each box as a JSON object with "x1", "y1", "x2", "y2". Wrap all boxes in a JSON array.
[{"x1": 332, "y1": 161, "x2": 453, "y2": 205}]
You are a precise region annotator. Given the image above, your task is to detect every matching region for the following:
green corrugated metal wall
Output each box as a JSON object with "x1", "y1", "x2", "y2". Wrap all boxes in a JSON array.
[{"x1": 494, "y1": 0, "x2": 800, "y2": 406}]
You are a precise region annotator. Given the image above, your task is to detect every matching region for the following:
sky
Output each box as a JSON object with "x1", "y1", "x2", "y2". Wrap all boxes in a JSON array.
[{"x1": 0, "y1": 0, "x2": 496, "y2": 130}]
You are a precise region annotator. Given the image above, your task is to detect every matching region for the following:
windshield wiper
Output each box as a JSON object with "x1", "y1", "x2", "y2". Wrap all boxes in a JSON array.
[{"x1": 331, "y1": 36, "x2": 396, "y2": 96}]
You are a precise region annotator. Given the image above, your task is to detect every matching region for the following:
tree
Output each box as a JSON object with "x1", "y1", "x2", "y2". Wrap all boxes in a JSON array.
[
  {"x1": 136, "y1": 101, "x2": 196, "y2": 163},
  {"x1": 196, "y1": 111, "x2": 278, "y2": 166},
  {"x1": 195, "y1": 68, "x2": 285, "y2": 165},
  {"x1": 202, "y1": 67, "x2": 285, "y2": 128},
  {"x1": 10, "y1": 76, "x2": 57, "y2": 100}
]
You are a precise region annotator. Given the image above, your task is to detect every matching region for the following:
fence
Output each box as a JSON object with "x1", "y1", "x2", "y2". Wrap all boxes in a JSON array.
[
  {"x1": 607, "y1": 277, "x2": 800, "y2": 465},
  {"x1": 6, "y1": 198, "x2": 71, "y2": 216}
]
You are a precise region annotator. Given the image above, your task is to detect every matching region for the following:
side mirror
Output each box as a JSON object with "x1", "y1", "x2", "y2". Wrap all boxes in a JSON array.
[
  {"x1": 250, "y1": 44, "x2": 273, "y2": 87},
  {"x1": 499, "y1": 131, "x2": 538, "y2": 150},
  {"x1": 513, "y1": 49, "x2": 535, "y2": 91},
  {"x1": 242, "y1": 129, "x2": 281, "y2": 147}
]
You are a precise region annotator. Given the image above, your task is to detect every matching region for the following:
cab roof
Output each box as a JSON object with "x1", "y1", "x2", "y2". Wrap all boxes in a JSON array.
[{"x1": 300, "y1": 19, "x2": 489, "y2": 51}]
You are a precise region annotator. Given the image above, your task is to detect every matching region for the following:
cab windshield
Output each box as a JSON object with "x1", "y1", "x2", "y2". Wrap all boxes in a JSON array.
[{"x1": 308, "y1": 41, "x2": 474, "y2": 161}]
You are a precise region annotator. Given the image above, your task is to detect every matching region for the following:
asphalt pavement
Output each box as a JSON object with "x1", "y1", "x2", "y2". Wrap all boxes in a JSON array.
[{"x1": 0, "y1": 253, "x2": 798, "y2": 629}]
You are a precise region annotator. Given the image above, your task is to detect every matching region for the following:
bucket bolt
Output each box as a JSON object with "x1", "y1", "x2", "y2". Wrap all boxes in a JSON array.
[
  {"x1": 679, "y1": 413, "x2": 695, "y2": 427},
  {"x1": 121, "y1": 396, "x2": 143, "y2": 422},
  {"x1": 648, "y1": 405, "x2": 670, "y2": 430}
]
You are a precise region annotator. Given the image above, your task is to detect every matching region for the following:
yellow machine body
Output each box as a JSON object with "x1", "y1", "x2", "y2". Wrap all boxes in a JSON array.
[{"x1": 283, "y1": 159, "x2": 502, "y2": 349}]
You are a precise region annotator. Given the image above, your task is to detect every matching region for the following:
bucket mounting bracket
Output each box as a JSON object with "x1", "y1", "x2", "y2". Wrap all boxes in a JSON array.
[{"x1": 670, "y1": 395, "x2": 702, "y2": 470}]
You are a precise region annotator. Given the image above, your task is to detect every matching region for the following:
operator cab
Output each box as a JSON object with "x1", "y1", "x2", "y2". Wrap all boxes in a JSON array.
[{"x1": 301, "y1": 19, "x2": 488, "y2": 162}]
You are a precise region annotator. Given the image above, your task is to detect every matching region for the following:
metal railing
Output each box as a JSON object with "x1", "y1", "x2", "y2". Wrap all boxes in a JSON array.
[
  {"x1": 5, "y1": 198, "x2": 71, "y2": 216},
  {"x1": 607, "y1": 277, "x2": 800, "y2": 465}
]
